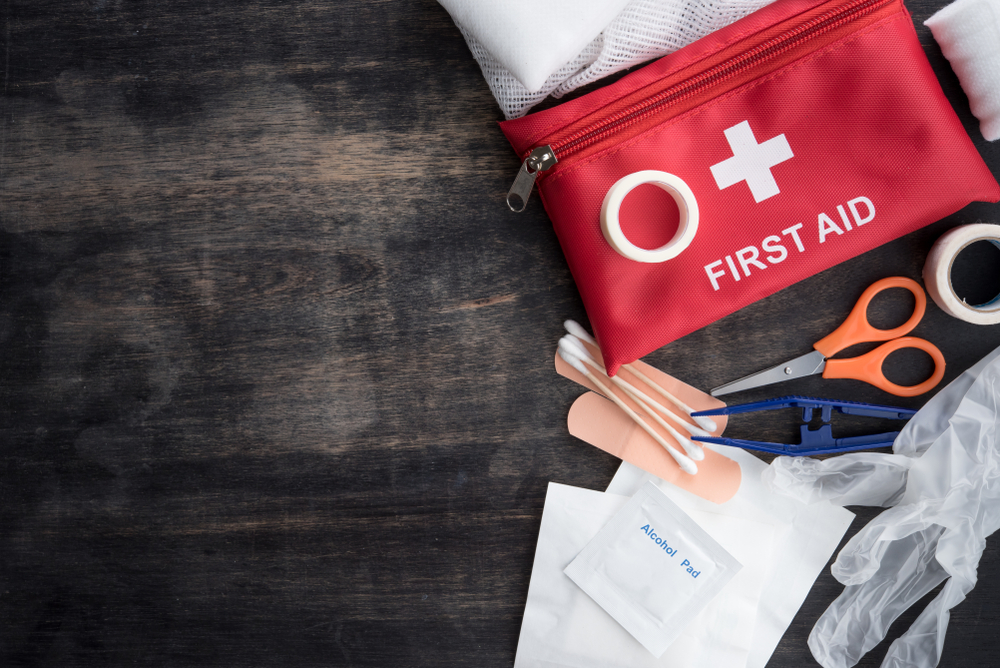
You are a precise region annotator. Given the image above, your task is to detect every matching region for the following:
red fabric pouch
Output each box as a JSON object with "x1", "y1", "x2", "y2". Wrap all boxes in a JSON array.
[{"x1": 500, "y1": 0, "x2": 1000, "y2": 376}]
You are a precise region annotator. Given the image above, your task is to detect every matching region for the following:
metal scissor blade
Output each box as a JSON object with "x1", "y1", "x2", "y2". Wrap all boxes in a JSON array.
[{"x1": 711, "y1": 350, "x2": 827, "y2": 397}]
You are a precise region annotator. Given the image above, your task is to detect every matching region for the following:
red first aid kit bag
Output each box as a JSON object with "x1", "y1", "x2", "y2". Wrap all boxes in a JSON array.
[{"x1": 500, "y1": 0, "x2": 1000, "y2": 376}]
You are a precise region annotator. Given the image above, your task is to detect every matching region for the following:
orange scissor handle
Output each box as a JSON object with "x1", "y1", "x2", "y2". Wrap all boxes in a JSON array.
[
  {"x1": 822, "y1": 336, "x2": 946, "y2": 396},
  {"x1": 813, "y1": 277, "x2": 927, "y2": 358}
]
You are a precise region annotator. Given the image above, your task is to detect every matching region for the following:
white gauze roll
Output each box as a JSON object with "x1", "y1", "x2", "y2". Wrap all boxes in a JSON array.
[
  {"x1": 438, "y1": 0, "x2": 631, "y2": 93},
  {"x1": 923, "y1": 224, "x2": 1000, "y2": 324},
  {"x1": 449, "y1": 0, "x2": 777, "y2": 119},
  {"x1": 925, "y1": 0, "x2": 1000, "y2": 141}
]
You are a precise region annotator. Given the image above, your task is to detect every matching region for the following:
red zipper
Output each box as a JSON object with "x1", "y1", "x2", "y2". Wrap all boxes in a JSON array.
[{"x1": 506, "y1": 0, "x2": 895, "y2": 212}]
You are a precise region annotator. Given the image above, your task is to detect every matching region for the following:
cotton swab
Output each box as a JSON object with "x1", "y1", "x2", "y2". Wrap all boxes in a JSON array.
[
  {"x1": 564, "y1": 319, "x2": 599, "y2": 346},
  {"x1": 562, "y1": 335, "x2": 710, "y2": 438},
  {"x1": 560, "y1": 336, "x2": 706, "y2": 461},
  {"x1": 623, "y1": 365, "x2": 718, "y2": 432},
  {"x1": 558, "y1": 347, "x2": 699, "y2": 475},
  {"x1": 563, "y1": 320, "x2": 719, "y2": 432}
]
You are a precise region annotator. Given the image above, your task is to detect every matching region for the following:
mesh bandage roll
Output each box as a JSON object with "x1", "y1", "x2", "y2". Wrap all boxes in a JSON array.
[
  {"x1": 925, "y1": 0, "x2": 1000, "y2": 142},
  {"x1": 438, "y1": 0, "x2": 631, "y2": 94},
  {"x1": 447, "y1": 0, "x2": 777, "y2": 119}
]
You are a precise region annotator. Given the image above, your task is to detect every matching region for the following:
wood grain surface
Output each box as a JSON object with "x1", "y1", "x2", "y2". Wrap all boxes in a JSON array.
[{"x1": 2, "y1": 1, "x2": 1000, "y2": 666}]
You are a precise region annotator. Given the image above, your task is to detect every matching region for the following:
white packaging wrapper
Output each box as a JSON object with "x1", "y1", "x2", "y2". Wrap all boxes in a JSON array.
[
  {"x1": 564, "y1": 482, "x2": 742, "y2": 657},
  {"x1": 515, "y1": 482, "x2": 774, "y2": 668},
  {"x1": 608, "y1": 447, "x2": 855, "y2": 668}
]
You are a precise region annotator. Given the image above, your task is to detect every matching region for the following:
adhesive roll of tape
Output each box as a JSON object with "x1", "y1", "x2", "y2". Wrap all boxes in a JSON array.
[
  {"x1": 600, "y1": 171, "x2": 699, "y2": 263},
  {"x1": 924, "y1": 223, "x2": 1000, "y2": 325}
]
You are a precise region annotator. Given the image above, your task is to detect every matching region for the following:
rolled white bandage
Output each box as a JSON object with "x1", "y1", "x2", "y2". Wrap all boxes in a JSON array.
[
  {"x1": 924, "y1": 223, "x2": 1000, "y2": 324},
  {"x1": 600, "y1": 171, "x2": 699, "y2": 263},
  {"x1": 925, "y1": 0, "x2": 1000, "y2": 142}
]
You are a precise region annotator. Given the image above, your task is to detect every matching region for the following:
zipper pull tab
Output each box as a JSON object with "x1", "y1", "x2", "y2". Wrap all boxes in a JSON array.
[{"x1": 507, "y1": 145, "x2": 558, "y2": 212}]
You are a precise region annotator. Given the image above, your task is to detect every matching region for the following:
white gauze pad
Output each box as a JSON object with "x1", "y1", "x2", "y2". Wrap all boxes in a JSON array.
[
  {"x1": 564, "y1": 482, "x2": 741, "y2": 657},
  {"x1": 925, "y1": 0, "x2": 1000, "y2": 141}
]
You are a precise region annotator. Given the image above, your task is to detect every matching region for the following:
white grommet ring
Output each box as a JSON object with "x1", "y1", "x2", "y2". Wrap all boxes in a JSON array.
[{"x1": 600, "y1": 170, "x2": 699, "y2": 263}]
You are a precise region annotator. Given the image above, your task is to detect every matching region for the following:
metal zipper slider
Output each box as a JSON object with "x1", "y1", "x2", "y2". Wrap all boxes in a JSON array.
[{"x1": 507, "y1": 145, "x2": 557, "y2": 212}]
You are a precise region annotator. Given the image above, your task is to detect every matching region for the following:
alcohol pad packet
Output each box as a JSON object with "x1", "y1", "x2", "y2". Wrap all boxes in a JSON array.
[
  {"x1": 607, "y1": 449, "x2": 855, "y2": 668},
  {"x1": 564, "y1": 482, "x2": 742, "y2": 657},
  {"x1": 514, "y1": 482, "x2": 774, "y2": 668},
  {"x1": 436, "y1": 0, "x2": 631, "y2": 94}
]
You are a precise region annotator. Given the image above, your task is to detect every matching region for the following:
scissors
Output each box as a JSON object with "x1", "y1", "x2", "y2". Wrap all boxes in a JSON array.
[{"x1": 711, "y1": 277, "x2": 946, "y2": 398}]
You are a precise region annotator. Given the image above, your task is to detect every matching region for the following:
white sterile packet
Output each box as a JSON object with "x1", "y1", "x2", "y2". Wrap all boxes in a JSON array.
[
  {"x1": 514, "y1": 482, "x2": 774, "y2": 668},
  {"x1": 608, "y1": 448, "x2": 855, "y2": 668},
  {"x1": 564, "y1": 482, "x2": 742, "y2": 657}
]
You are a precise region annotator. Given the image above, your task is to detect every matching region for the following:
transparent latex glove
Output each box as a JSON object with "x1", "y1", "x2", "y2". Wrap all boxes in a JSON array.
[{"x1": 762, "y1": 343, "x2": 1000, "y2": 668}]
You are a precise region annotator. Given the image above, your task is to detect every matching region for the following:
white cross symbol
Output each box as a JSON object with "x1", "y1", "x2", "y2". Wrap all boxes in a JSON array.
[{"x1": 710, "y1": 120, "x2": 793, "y2": 203}]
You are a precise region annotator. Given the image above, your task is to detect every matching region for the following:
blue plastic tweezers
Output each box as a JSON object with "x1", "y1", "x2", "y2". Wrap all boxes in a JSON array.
[{"x1": 690, "y1": 395, "x2": 916, "y2": 456}]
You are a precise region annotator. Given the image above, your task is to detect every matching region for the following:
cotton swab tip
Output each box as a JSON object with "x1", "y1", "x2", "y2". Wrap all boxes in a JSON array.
[
  {"x1": 557, "y1": 348, "x2": 589, "y2": 376},
  {"x1": 563, "y1": 320, "x2": 597, "y2": 346},
  {"x1": 677, "y1": 455, "x2": 698, "y2": 475},
  {"x1": 560, "y1": 335, "x2": 594, "y2": 362},
  {"x1": 687, "y1": 423, "x2": 711, "y2": 438},
  {"x1": 693, "y1": 415, "x2": 719, "y2": 431},
  {"x1": 673, "y1": 432, "x2": 705, "y2": 462}
]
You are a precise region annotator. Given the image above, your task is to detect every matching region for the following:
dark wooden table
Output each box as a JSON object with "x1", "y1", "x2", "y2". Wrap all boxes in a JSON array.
[{"x1": 3, "y1": 1, "x2": 999, "y2": 666}]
